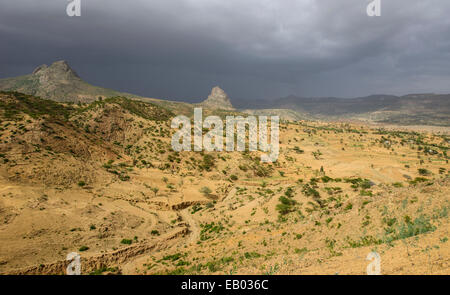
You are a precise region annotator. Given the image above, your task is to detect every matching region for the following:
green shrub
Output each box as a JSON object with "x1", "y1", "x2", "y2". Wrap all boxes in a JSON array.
[
  {"x1": 201, "y1": 154, "x2": 215, "y2": 171},
  {"x1": 121, "y1": 239, "x2": 132, "y2": 245},
  {"x1": 418, "y1": 168, "x2": 431, "y2": 176},
  {"x1": 229, "y1": 174, "x2": 238, "y2": 181},
  {"x1": 244, "y1": 252, "x2": 261, "y2": 259},
  {"x1": 200, "y1": 222, "x2": 224, "y2": 241},
  {"x1": 276, "y1": 196, "x2": 296, "y2": 215},
  {"x1": 163, "y1": 253, "x2": 182, "y2": 261},
  {"x1": 78, "y1": 246, "x2": 89, "y2": 252}
]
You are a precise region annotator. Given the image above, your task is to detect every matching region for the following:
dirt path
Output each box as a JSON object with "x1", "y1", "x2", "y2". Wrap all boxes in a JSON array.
[{"x1": 179, "y1": 208, "x2": 200, "y2": 245}]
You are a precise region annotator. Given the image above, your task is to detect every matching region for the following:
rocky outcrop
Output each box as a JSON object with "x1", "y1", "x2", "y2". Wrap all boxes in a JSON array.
[
  {"x1": 0, "y1": 60, "x2": 132, "y2": 103},
  {"x1": 201, "y1": 86, "x2": 234, "y2": 110},
  {"x1": 32, "y1": 60, "x2": 80, "y2": 80}
]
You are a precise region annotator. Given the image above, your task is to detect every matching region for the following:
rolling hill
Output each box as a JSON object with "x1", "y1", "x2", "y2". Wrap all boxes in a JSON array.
[{"x1": 1, "y1": 60, "x2": 449, "y2": 126}]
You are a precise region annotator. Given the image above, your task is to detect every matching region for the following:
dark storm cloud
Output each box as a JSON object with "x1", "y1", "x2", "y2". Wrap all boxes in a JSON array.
[{"x1": 1, "y1": 0, "x2": 450, "y2": 102}]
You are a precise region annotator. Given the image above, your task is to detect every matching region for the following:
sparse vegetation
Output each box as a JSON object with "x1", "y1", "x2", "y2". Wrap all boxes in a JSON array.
[{"x1": 0, "y1": 91, "x2": 448, "y2": 275}]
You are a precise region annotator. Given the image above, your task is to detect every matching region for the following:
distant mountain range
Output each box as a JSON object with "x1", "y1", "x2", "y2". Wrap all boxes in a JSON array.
[
  {"x1": 244, "y1": 94, "x2": 450, "y2": 126},
  {"x1": 1, "y1": 60, "x2": 449, "y2": 126}
]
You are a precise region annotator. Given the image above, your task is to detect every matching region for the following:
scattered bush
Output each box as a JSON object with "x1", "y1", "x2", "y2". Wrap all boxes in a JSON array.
[{"x1": 120, "y1": 239, "x2": 132, "y2": 245}]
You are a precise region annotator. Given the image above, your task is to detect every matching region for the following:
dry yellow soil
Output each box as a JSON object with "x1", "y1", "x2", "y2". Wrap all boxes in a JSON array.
[{"x1": 0, "y1": 93, "x2": 448, "y2": 275}]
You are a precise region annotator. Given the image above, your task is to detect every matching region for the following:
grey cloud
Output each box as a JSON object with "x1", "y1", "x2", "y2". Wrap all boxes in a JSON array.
[{"x1": 1, "y1": 0, "x2": 450, "y2": 101}]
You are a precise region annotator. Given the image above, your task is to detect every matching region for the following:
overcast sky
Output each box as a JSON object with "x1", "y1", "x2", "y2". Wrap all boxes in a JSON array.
[{"x1": 1, "y1": 0, "x2": 450, "y2": 102}]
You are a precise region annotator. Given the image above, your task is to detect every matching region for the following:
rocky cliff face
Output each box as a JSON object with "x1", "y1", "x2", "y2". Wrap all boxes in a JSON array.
[{"x1": 201, "y1": 86, "x2": 234, "y2": 110}]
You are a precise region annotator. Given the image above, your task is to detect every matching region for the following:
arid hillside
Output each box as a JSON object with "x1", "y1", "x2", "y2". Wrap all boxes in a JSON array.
[{"x1": 0, "y1": 91, "x2": 448, "y2": 275}]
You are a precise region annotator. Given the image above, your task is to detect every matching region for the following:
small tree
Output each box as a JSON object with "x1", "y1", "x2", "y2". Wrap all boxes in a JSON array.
[
  {"x1": 418, "y1": 168, "x2": 430, "y2": 176},
  {"x1": 151, "y1": 187, "x2": 159, "y2": 197}
]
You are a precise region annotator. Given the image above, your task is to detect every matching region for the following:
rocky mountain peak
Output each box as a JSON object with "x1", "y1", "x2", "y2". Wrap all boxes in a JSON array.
[
  {"x1": 32, "y1": 60, "x2": 80, "y2": 80},
  {"x1": 32, "y1": 64, "x2": 48, "y2": 75},
  {"x1": 0, "y1": 60, "x2": 131, "y2": 103},
  {"x1": 201, "y1": 86, "x2": 234, "y2": 110}
]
